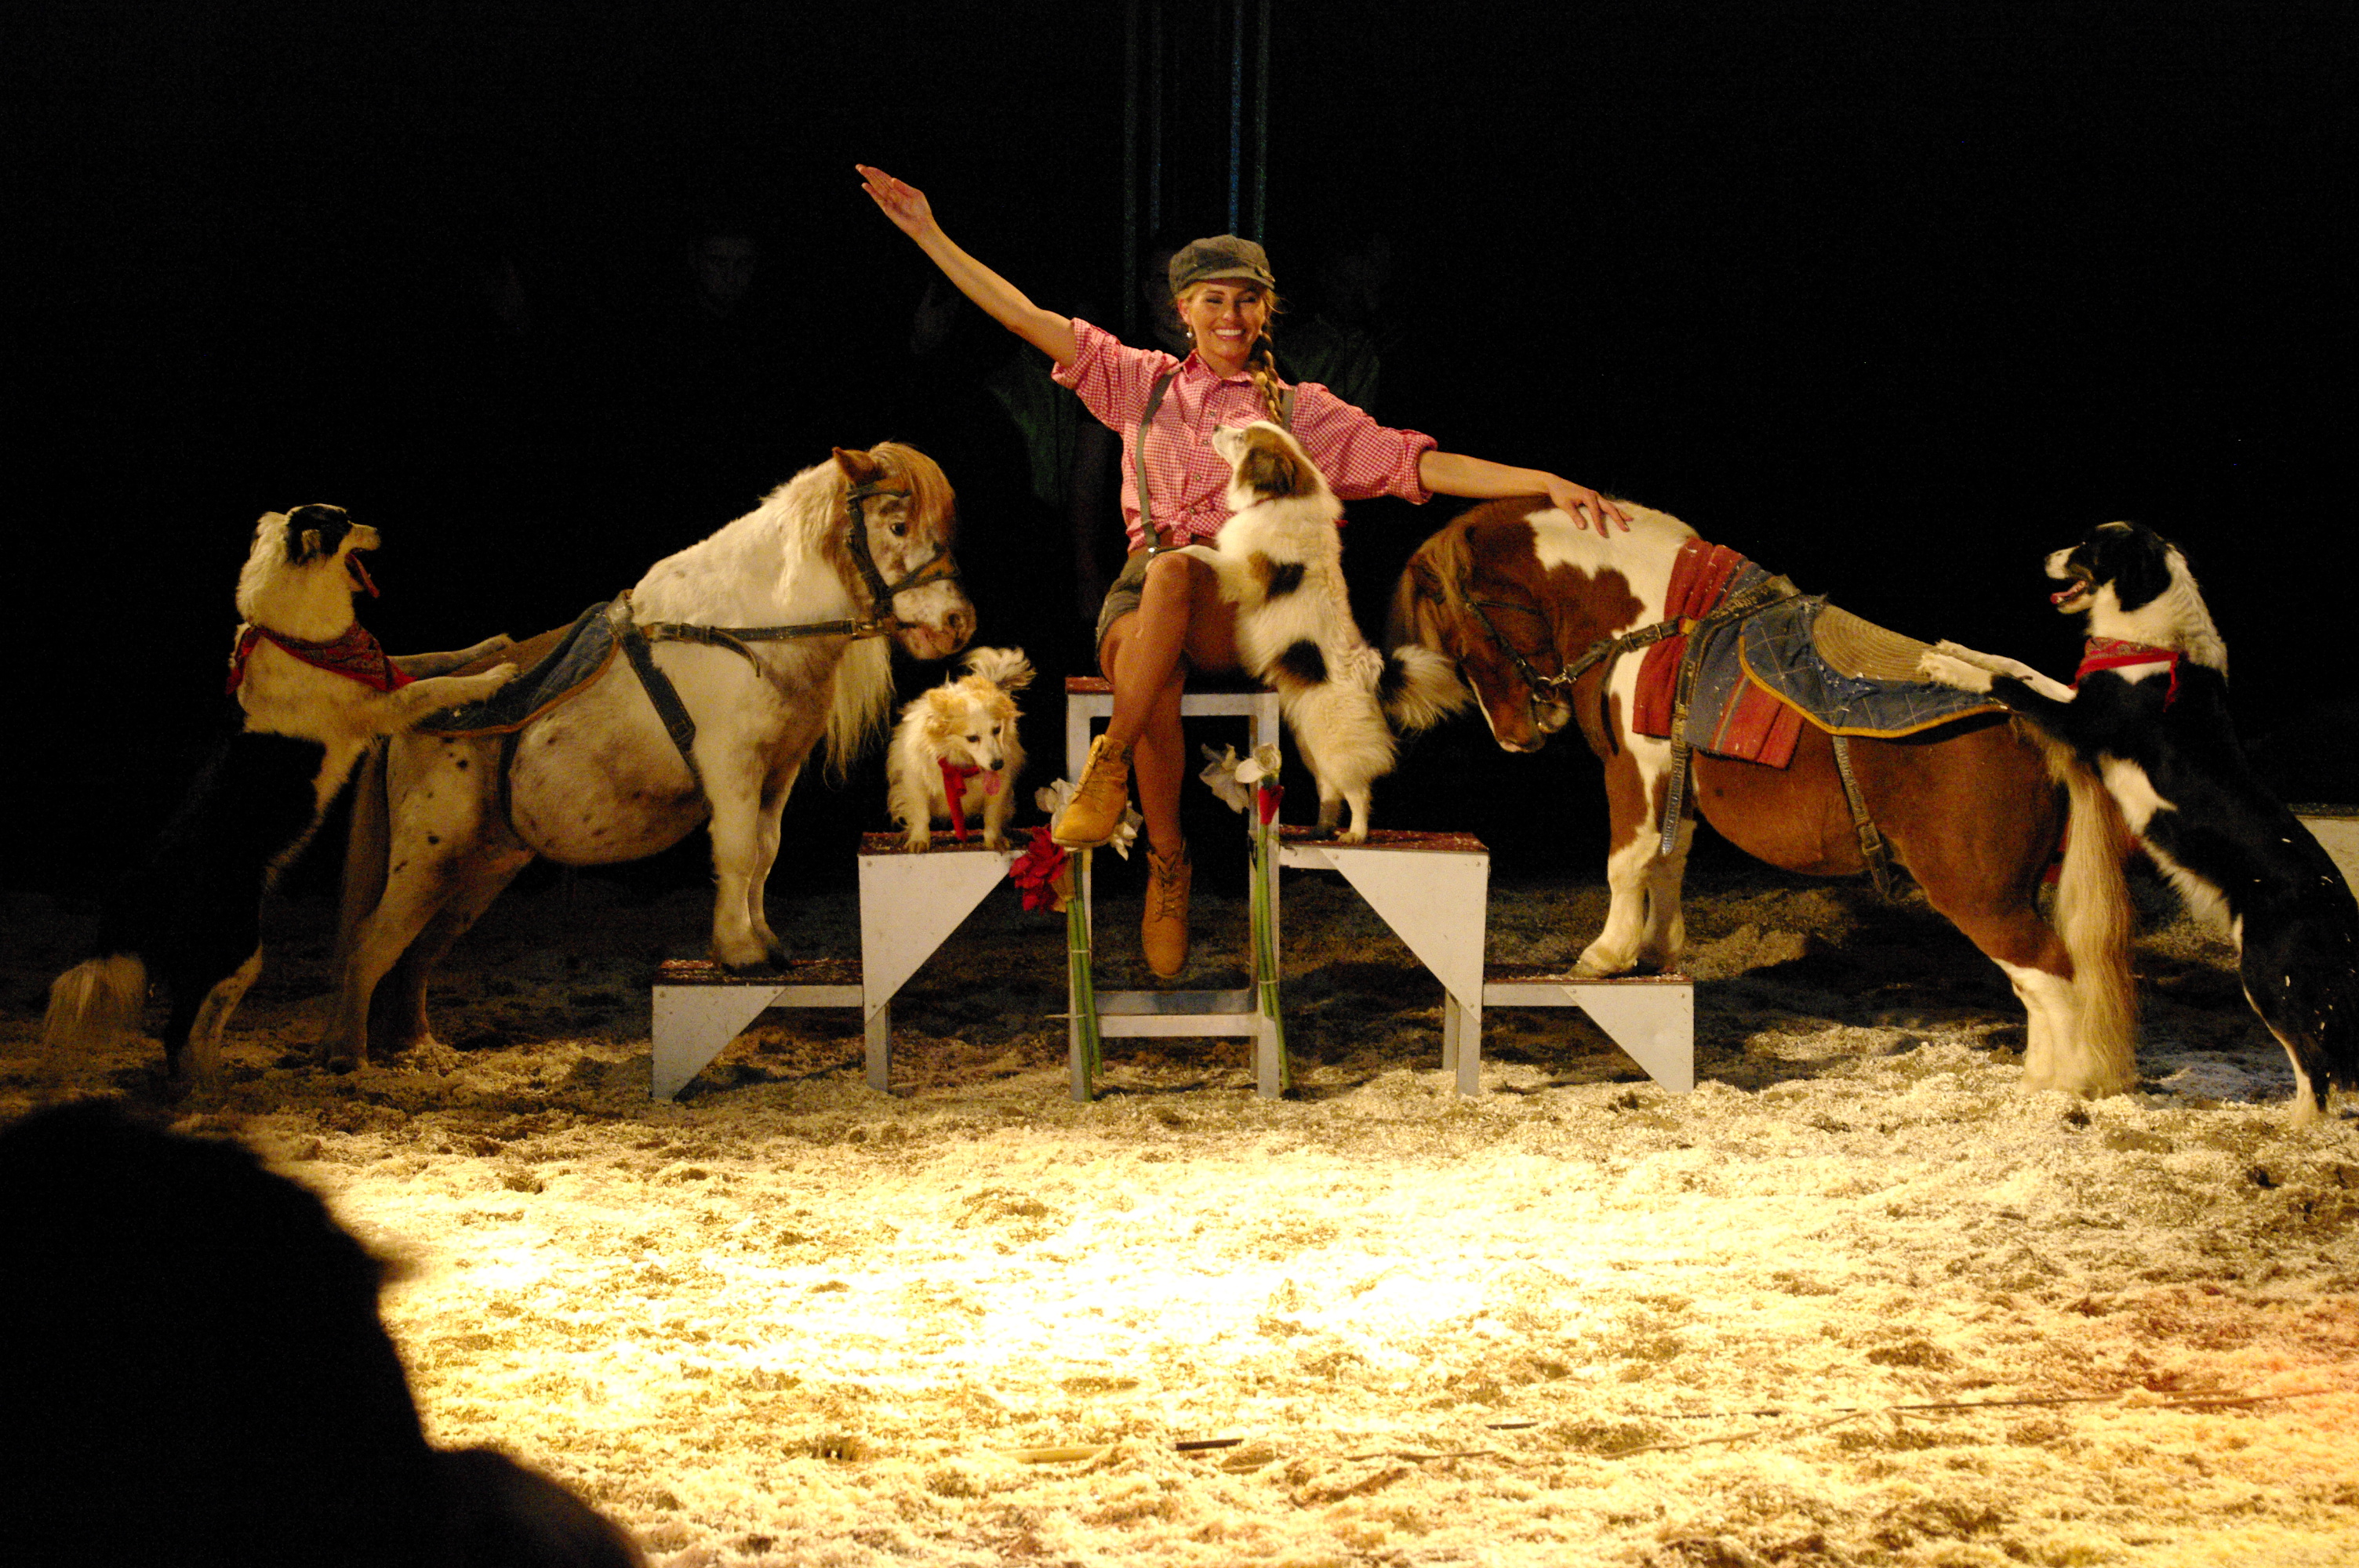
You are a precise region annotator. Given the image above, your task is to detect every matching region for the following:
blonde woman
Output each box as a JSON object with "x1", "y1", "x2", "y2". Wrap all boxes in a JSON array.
[{"x1": 860, "y1": 164, "x2": 1628, "y2": 976}]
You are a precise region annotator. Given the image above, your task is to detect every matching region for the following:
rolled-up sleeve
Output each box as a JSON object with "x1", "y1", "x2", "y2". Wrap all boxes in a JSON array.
[
  {"x1": 1051, "y1": 318, "x2": 1177, "y2": 434},
  {"x1": 1288, "y1": 383, "x2": 1437, "y2": 505}
]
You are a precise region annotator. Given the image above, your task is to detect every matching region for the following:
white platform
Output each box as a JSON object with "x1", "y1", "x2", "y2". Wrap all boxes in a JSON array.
[
  {"x1": 1281, "y1": 829, "x2": 1492, "y2": 1095},
  {"x1": 2295, "y1": 808, "x2": 2359, "y2": 905},
  {"x1": 1481, "y1": 968, "x2": 1696, "y2": 1093},
  {"x1": 1064, "y1": 677, "x2": 1283, "y2": 1100},
  {"x1": 649, "y1": 833, "x2": 1014, "y2": 1099}
]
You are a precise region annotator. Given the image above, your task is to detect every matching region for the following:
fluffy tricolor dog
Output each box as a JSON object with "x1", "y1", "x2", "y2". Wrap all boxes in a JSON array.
[
  {"x1": 43, "y1": 505, "x2": 515, "y2": 1085},
  {"x1": 888, "y1": 645, "x2": 1033, "y2": 850},
  {"x1": 1921, "y1": 521, "x2": 2359, "y2": 1123},
  {"x1": 1190, "y1": 420, "x2": 1464, "y2": 840}
]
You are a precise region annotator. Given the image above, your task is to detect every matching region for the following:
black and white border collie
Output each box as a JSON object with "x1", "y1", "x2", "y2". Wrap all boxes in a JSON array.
[
  {"x1": 1921, "y1": 521, "x2": 2359, "y2": 1123},
  {"x1": 1190, "y1": 421, "x2": 1464, "y2": 839},
  {"x1": 42, "y1": 506, "x2": 514, "y2": 1088}
]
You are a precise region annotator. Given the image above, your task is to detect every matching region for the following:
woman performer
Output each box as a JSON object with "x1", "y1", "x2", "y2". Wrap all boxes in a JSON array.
[{"x1": 859, "y1": 163, "x2": 1629, "y2": 978}]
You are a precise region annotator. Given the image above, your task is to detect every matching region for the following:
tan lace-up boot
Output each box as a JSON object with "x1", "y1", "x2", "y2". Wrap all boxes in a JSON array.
[
  {"x1": 1052, "y1": 735, "x2": 1132, "y2": 848},
  {"x1": 1141, "y1": 841, "x2": 1192, "y2": 978}
]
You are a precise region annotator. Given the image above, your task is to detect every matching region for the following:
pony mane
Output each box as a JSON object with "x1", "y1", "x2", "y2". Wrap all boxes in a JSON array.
[
  {"x1": 810, "y1": 442, "x2": 958, "y2": 786},
  {"x1": 1387, "y1": 502, "x2": 1503, "y2": 644}
]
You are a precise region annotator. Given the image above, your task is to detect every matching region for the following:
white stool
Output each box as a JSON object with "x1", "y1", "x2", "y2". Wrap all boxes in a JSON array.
[
  {"x1": 1481, "y1": 967, "x2": 1696, "y2": 1093},
  {"x1": 650, "y1": 833, "x2": 1014, "y2": 1098},
  {"x1": 1280, "y1": 829, "x2": 1491, "y2": 1094},
  {"x1": 1063, "y1": 675, "x2": 1283, "y2": 1100}
]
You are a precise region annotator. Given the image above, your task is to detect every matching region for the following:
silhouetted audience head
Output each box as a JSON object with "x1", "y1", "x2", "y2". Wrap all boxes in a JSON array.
[{"x1": 0, "y1": 1102, "x2": 644, "y2": 1568}]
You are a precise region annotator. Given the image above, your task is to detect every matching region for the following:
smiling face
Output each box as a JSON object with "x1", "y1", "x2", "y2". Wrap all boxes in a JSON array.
[{"x1": 1176, "y1": 278, "x2": 1272, "y2": 375}]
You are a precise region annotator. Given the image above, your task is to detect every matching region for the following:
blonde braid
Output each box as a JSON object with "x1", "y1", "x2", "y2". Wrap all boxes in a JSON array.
[{"x1": 1246, "y1": 332, "x2": 1287, "y2": 425}]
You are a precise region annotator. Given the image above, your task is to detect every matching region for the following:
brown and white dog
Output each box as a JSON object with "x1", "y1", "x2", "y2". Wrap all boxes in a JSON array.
[
  {"x1": 886, "y1": 644, "x2": 1032, "y2": 850},
  {"x1": 42, "y1": 505, "x2": 515, "y2": 1087},
  {"x1": 1190, "y1": 420, "x2": 1464, "y2": 840}
]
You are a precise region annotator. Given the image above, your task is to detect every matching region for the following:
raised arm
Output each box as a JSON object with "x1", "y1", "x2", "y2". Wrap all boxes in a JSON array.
[
  {"x1": 856, "y1": 164, "x2": 1079, "y2": 368},
  {"x1": 1416, "y1": 450, "x2": 1632, "y2": 533}
]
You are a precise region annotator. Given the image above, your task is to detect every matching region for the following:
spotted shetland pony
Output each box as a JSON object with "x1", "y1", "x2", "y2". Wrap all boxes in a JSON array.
[
  {"x1": 324, "y1": 444, "x2": 974, "y2": 1069},
  {"x1": 1391, "y1": 500, "x2": 2139, "y2": 1099}
]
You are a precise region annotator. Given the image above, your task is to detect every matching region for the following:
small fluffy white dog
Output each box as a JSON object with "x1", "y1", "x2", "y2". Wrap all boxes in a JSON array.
[
  {"x1": 887, "y1": 645, "x2": 1033, "y2": 850},
  {"x1": 1190, "y1": 421, "x2": 1463, "y2": 840}
]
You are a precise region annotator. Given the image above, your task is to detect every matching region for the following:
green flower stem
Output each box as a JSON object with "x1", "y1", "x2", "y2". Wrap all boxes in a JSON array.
[
  {"x1": 1252, "y1": 819, "x2": 1289, "y2": 1091},
  {"x1": 1067, "y1": 882, "x2": 1100, "y2": 1096}
]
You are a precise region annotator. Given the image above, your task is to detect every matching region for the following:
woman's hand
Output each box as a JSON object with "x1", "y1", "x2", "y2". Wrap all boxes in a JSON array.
[
  {"x1": 1544, "y1": 476, "x2": 1632, "y2": 534},
  {"x1": 856, "y1": 165, "x2": 937, "y2": 241}
]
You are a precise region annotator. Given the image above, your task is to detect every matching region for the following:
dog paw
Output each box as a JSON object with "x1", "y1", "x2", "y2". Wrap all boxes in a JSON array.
[
  {"x1": 903, "y1": 833, "x2": 932, "y2": 853},
  {"x1": 1917, "y1": 651, "x2": 1990, "y2": 692}
]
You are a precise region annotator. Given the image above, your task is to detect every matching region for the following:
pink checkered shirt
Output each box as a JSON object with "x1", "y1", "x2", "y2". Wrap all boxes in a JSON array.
[{"x1": 1052, "y1": 318, "x2": 1437, "y2": 550}]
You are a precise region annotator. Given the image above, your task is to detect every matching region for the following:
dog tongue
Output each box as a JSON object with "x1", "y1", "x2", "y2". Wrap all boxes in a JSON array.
[
  {"x1": 2050, "y1": 584, "x2": 2080, "y2": 605},
  {"x1": 980, "y1": 773, "x2": 1001, "y2": 797},
  {"x1": 347, "y1": 555, "x2": 380, "y2": 597}
]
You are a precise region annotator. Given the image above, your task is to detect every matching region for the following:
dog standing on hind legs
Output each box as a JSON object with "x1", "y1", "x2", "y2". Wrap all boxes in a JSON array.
[
  {"x1": 1922, "y1": 520, "x2": 2359, "y2": 1123},
  {"x1": 1187, "y1": 420, "x2": 1463, "y2": 840},
  {"x1": 887, "y1": 645, "x2": 1033, "y2": 850},
  {"x1": 42, "y1": 505, "x2": 515, "y2": 1090}
]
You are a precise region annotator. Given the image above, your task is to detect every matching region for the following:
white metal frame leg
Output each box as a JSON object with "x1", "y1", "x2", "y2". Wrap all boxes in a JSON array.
[{"x1": 1063, "y1": 677, "x2": 1284, "y2": 1100}]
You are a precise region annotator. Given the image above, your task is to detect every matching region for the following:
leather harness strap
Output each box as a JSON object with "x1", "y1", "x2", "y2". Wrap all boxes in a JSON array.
[
  {"x1": 1829, "y1": 731, "x2": 1898, "y2": 898},
  {"x1": 1652, "y1": 575, "x2": 1803, "y2": 862}
]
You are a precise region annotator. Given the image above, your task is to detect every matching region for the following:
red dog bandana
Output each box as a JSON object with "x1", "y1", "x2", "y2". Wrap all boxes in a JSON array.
[
  {"x1": 935, "y1": 758, "x2": 1002, "y2": 843},
  {"x1": 2075, "y1": 636, "x2": 2179, "y2": 708},
  {"x1": 226, "y1": 622, "x2": 416, "y2": 695}
]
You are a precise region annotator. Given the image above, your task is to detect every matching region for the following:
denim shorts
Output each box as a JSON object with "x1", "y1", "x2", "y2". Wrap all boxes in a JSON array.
[{"x1": 1092, "y1": 550, "x2": 1158, "y2": 663}]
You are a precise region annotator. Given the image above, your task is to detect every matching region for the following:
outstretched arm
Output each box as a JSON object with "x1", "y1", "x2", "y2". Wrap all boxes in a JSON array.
[
  {"x1": 1416, "y1": 450, "x2": 1631, "y2": 533},
  {"x1": 857, "y1": 165, "x2": 1079, "y2": 368}
]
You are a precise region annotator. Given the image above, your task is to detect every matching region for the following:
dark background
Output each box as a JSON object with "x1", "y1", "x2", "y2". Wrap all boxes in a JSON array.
[{"x1": 7, "y1": 0, "x2": 2350, "y2": 900}]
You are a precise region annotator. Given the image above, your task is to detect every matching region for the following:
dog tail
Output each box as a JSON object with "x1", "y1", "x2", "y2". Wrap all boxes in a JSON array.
[
  {"x1": 42, "y1": 953, "x2": 149, "y2": 1065},
  {"x1": 961, "y1": 645, "x2": 1035, "y2": 693},
  {"x1": 2052, "y1": 760, "x2": 2140, "y2": 1097},
  {"x1": 1378, "y1": 645, "x2": 1470, "y2": 732}
]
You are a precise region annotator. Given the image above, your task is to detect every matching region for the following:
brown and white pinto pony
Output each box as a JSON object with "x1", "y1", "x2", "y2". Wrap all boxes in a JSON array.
[
  {"x1": 1390, "y1": 500, "x2": 2140, "y2": 1099},
  {"x1": 324, "y1": 444, "x2": 974, "y2": 1069}
]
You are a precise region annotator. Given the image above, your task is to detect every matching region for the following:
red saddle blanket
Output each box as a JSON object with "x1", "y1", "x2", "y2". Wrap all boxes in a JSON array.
[{"x1": 1631, "y1": 538, "x2": 1805, "y2": 768}]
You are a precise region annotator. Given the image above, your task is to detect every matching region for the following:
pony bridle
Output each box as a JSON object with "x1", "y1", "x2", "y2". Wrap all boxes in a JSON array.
[
  {"x1": 841, "y1": 478, "x2": 962, "y2": 635},
  {"x1": 633, "y1": 474, "x2": 964, "y2": 666},
  {"x1": 1453, "y1": 580, "x2": 1696, "y2": 737},
  {"x1": 1459, "y1": 586, "x2": 1579, "y2": 728}
]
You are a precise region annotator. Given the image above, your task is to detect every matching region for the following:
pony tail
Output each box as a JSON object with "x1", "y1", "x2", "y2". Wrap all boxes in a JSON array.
[{"x1": 2052, "y1": 756, "x2": 2139, "y2": 1096}]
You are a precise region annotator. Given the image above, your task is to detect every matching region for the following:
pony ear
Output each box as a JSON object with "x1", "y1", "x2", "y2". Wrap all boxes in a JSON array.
[{"x1": 833, "y1": 446, "x2": 885, "y2": 486}]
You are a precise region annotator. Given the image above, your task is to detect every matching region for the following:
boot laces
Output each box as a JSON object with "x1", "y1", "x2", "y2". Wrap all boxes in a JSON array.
[{"x1": 1150, "y1": 851, "x2": 1189, "y2": 918}]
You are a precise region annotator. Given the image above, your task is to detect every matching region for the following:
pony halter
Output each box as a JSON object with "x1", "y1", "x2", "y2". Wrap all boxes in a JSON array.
[{"x1": 841, "y1": 478, "x2": 962, "y2": 633}]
